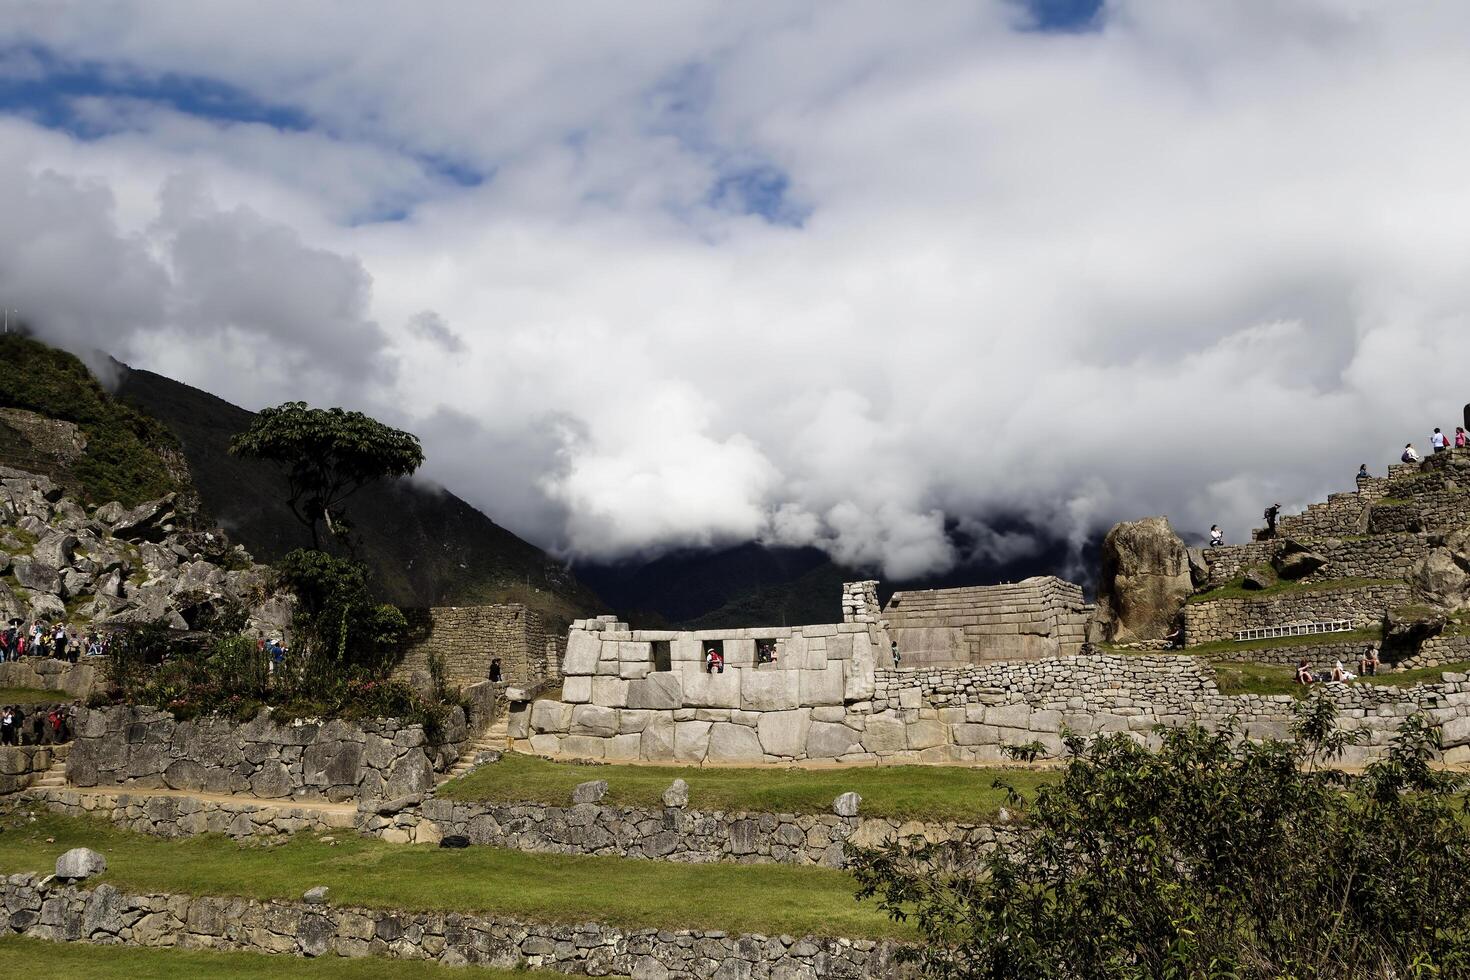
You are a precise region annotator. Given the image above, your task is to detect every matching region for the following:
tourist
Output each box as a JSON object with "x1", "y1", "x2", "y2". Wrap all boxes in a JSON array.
[
  {"x1": 52, "y1": 623, "x2": 69, "y2": 663},
  {"x1": 891, "y1": 640, "x2": 901, "y2": 666},
  {"x1": 1457, "y1": 426, "x2": 1468, "y2": 449},
  {"x1": 489, "y1": 657, "x2": 502, "y2": 682},
  {"x1": 1296, "y1": 659, "x2": 1314, "y2": 685},
  {"x1": 1331, "y1": 660, "x2": 1355, "y2": 683},
  {"x1": 1358, "y1": 646, "x2": 1380, "y2": 677},
  {"x1": 1403, "y1": 443, "x2": 1422, "y2": 463},
  {"x1": 1263, "y1": 504, "x2": 1281, "y2": 538},
  {"x1": 1209, "y1": 525, "x2": 1224, "y2": 547},
  {"x1": 1163, "y1": 626, "x2": 1183, "y2": 650},
  {"x1": 1357, "y1": 464, "x2": 1370, "y2": 480},
  {"x1": 705, "y1": 647, "x2": 724, "y2": 674},
  {"x1": 0, "y1": 706, "x2": 14, "y2": 746},
  {"x1": 1432, "y1": 427, "x2": 1449, "y2": 453}
]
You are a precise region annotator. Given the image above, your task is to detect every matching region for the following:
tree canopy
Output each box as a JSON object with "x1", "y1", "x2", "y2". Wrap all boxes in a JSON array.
[
  {"x1": 228, "y1": 401, "x2": 423, "y2": 549},
  {"x1": 851, "y1": 699, "x2": 1470, "y2": 979}
]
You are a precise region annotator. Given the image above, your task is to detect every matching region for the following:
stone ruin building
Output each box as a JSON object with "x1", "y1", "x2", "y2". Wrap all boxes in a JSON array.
[
  {"x1": 393, "y1": 603, "x2": 563, "y2": 694},
  {"x1": 511, "y1": 444, "x2": 1470, "y2": 768}
]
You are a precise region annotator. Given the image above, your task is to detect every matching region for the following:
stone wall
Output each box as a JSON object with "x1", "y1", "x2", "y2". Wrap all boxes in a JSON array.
[
  {"x1": 1200, "y1": 638, "x2": 1379, "y2": 669},
  {"x1": 1201, "y1": 542, "x2": 1276, "y2": 587},
  {"x1": 66, "y1": 704, "x2": 470, "y2": 802},
  {"x1": 27, "y1": 786, "x2": 356, "y2": 839},
  {"x1": 1397, "y1": 633, "x2": 1470, "y2": 671},
  {"x1": 1181, "y1": 583, "x2": 1415, "y2": 644},
  {"x1": 1272, "y1": 492, "x2": 1370, "y2": 539},
  {"x1": 361, "y1": 796, "x2": 1013, "y2": 867},
  {"x1": 0, "y1": 744, "x2": 57, "y2": 794},
  {"x1": 0, "y1": 877, "x2": 901, "y2": 979},
  {"x1": 1202, "y1": 536, "x2": 1426, "y2": 588},
  {"x1": 529, "y1": 651, "x2": 1470, "y2": 767},
  {"x1": 395, "y1": 604, "x2": 559, "y2": 691},
  {"x1": 881, "y1": 576, "x2": 1091, "y2": 665},
  {"x1": 0, "y1": 658, "x2": 97, "y2": 698}
]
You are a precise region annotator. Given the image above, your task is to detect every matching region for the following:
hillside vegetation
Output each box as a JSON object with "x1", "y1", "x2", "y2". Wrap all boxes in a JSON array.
[{"x1": 0, "y1": 334, "x2": 184, "y2": 507}]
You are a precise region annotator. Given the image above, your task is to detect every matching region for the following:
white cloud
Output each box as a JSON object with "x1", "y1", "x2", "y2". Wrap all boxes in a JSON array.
[{"x1": 3, "y1": 1, "x2": 1470, "y2": 578}]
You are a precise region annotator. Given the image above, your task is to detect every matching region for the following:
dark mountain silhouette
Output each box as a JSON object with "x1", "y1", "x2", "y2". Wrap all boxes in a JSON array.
[{"x1": 114, "y1": 364, "x2": 603, "y2": 626}]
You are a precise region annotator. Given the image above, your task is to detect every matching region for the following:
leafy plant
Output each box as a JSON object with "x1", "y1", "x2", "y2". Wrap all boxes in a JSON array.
[
  {"x1": 273, "y1": 548, "x2": 407, "y2": 681},
  {"x1": 852, "y1": 698, "x2": 1470, "y2": 979},
  {"x1": 228, "y1": 401, "x2": 423, "y2": 549}
]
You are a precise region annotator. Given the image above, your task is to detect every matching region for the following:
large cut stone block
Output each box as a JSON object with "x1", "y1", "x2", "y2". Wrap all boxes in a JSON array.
[
  {"x1": 723, "y1": 639, "x2": 756, "y2": 667},
  {"x1": 560, "y1": 735, "x2": 606, "y2": 760},
  {"x1": 619, "y1": 661, "x2": 652, "y2": 680},
  {"x1": 860, "y1": 714, "x2": 908, "y2": 754},
  {"x1": 671, "y1": 637, "x2": 703, "y2": 662},
  {"x1": 570, "y1": 704, "x2": 619, "y2": 737},
  {"x1": 844, "y1": 633, "x2": 876, "y2": 701},
  {"x1": 591, "y1": 676, "x2": 630, "y2": 707},
  {"x1": 741, "y1": 671, "x2": 800, "y2": 711},
  {"x1": 706, "y1": 722, "x2": 763, "y2": 762},
  {"x1": 805, "y1": 721, "x2": 861, "y2": 760},
  {"x1": 605, "y1": 733, "x2": 642, "y2": 761},
  {"x1": 530, "y1": 700, "x2": 573, "y2": 734},
  {"x1": 674, "y1": 720, "x2": 713, "y2": 762},
  {"x1": 682, "y1": 670, "x2": 741, "y2": 708},
  {"x1": 799, "y1": 665, "x2": 844, "y2": 706},
  {"x1": 640, "y1": 713, "x2": 676, "y2": 761},
  {"x1": 825, "y1": 633, "x2": 854, "y2": 660},
  {"x1": 757, "y1": 709, "x2": 811, "y2": 757},
  {"x1": 626, "y1": 672, "x2": 683, "y2": 710},
  {"x1": 562, "y1": 632, "x2": 603, "y2": 676},
  {"x1": 562, "y1": 676, "x2": 592, "y2": 704},
  {"x1": 906, "y1": 719, "x2": 946, "y2": 750}
]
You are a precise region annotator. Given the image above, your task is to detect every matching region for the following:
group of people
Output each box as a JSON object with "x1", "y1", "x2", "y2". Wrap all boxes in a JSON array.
[
  {"x1": 0, "y1": 621, "x2": 106, "y2": 663},
  {"x1": 0, "y1": 700, "x2": 76, "y2": 745},
  {"x1": 1296, "y1": 648, "x2": 1380, "y2": 685},
  {"x1": 1402, "y1": 426, "x2": 1468, "y2": 463}
]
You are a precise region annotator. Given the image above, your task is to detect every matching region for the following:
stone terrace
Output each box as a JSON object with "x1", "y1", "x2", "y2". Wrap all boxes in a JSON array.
[{"x1": 882, "y1": 576, "x2": 1092, "y2": 665}]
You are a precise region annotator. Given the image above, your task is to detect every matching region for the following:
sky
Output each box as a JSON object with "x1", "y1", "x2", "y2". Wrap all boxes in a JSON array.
[{"x1": 1, "y1": 1, "x2": 1468, "y2": 581}]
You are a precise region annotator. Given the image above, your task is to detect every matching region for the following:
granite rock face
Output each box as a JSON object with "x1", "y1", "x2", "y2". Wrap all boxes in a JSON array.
[{"x1": 1095, "y1": 517, "x2": 1193, "y2": 644}]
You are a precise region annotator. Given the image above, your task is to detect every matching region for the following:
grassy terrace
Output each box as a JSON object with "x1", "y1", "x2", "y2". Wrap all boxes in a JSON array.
[
  {"x1": 0, "y1": 687, "x2": 63, "y2": 705},
  {"x1": 438, "y1": 752, "x2": 1053, "y2": 822},
  {"x1": 0, "y1": 936, "x2": 520, "y2": 980},
  {"x1": 1212, "y1": 660, "x2": 1470, "y2": 698},
  {"x1": 1186, "y1": 576, "x2": 1402, "y2": 604},
  {"x1": 0, "y1": 811, "x2": 909, "y2": 939}
]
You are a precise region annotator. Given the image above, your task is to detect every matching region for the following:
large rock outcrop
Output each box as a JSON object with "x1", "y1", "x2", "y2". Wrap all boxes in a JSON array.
[
  {"x1": 1094, "y1": 517, "x2": 1192, "y2": 644},
  {"x1": 1412, "y1": 527, "x2": 1470, "y2": 611}
]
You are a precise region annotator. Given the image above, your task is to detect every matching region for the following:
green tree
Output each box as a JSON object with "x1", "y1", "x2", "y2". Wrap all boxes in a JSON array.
[
  {"x1": 274, "y1": 548, "x2": 407, "y2": 681},
  {"x1": 228, "y1": 401, "x2": 423, "y2": 549},
  {"x1": 851, "y1": 700, "x2": 1470, "y2": 979}
]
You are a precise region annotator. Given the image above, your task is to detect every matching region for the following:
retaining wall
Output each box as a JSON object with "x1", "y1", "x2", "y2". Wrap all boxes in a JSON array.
[
  {"x1": 27, "y1": 786, "x2": 355, "y2": 838},
  {"x1": 0, "y1": 877, "x2": 901, "y2": 979},
  {"x1": 360, "y1": 796, "x2": 1013, "y2": 867},
  {"x1": 0, "y1": 745, "x2": 57, "y2": 794},
  {"x1": 66, "y1": 704, "x2": 470, "y2": 803},
  {"x1": 1182, "y1": 583, "x2": 1415, "y2": 644},
  {"x1": 0, "y1": 658, "x2": 97, "y2": 698},
  {"x1": 395, "y1": 603, "x2": 561, "y2": 692}
]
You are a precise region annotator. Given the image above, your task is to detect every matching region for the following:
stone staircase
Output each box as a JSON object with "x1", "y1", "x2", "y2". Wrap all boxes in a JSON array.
[
  {"x1": 31, "y1": 743, "x2": 70, "y2": 789},
  {"x1": 435, "y1": 715, "x2": 509, "y2": 786}
]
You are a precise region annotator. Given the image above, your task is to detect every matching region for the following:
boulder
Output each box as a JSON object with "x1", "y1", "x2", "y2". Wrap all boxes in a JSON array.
[
  {"x1": 661, "y1": 778, "x2": 690, "y2": 808},
  {"x1": 12, "y1": 558, "x2": 62, "y2": 596},
  {"x1": 571, "y1": 779, "x2": 609, "y2": 804},
  {"x1": 833, "y1": 792, "x2": 862, "y2": 817},
  {"x1": 1273, "y1": 540, "x2": 1328, "y2": 580},
  {"x1": 1241, "y1": 567, "x2": 1276, "y2": 590},
  {"x1": 1412, "y1": 528, "x2": 1470, "y2": 609},
  {"x1": 111, "y1": 494, "x2": 177, "y2": 543},
  {"x1": 55, "y1": 847, "x2": 107, "y2": 880},
  {"x1": 1185, "y1": 547, "x2": 1210, "y2": 588},
  {"x1": 384, "y1": 748, "x2": 433, "y2": 799},
  {"x1": 303, "y1": 886, "x2": 330, "y2": 905},
  {"x1": 92, "y1": 501, "x2": 126, "y2": 525},
  {"x1": 1094, "y1": 517, "x2": 1193, "y2": 643},
  {"x1": 32, "y1": 532, "x2": 78, "y2": 568}
]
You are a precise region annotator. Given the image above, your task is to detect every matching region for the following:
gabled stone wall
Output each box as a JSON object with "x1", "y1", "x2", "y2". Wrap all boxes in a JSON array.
[
  {"x1": 395, "y1": 603, "x2": 560, "y2": 691},
  {"x1": 881, "y1": 576, "x2": 1091, "y2": 665}
]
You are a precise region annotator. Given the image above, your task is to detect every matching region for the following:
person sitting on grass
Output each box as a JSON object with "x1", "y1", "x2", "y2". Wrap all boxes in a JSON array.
[
  {"x1": 1296, "y1": 659, "x2": 1315, "y2": 685},
  {"x1": 1359, "y1": 646, "x2": 1381, "y2": 676},
  {"x1": 1331, "y1": 659, "x2": 1356, "y2": 683}
]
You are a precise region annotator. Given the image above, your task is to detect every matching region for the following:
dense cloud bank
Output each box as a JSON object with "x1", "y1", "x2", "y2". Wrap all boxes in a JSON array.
[{"x1": 2, "y1": 2, "x2": 1469, "y2": 578}]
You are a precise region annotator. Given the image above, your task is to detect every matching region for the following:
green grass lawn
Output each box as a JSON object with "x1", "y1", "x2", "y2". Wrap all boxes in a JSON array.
[
  {"x1": 0, "y1": 935, "x2": 534, "y2": 980},
  {"x1": 0, "y1": 811, "x2": 909, "y2": 940},
  {"x1": 1211, "y1": 660, "x2": 1470, "y2": 698},
  {"x1": 1187, "y1": 577, "x2": 1403, "y2": 604},
  {"x1": 438, "y1": 752, "x2": 1054, "y2": 822},
  {"x1": 0, "y1": 686, "x2": 63, "y2": 705}
]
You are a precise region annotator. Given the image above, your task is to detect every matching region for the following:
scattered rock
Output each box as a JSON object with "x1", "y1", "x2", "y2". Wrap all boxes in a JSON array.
[
  {"x1": 832, "y1": 792, "x2": 862, "y2": 817},
  {"x1": 661, "y1": 778, "x2": 690, "y2": 809},
  {"x1": 55, "y1": 847, "x2": 106, "y2": 880},
  {"x1": 303, "y1": 885, "x2": 330, "y2": 905},
  {"x1": 1273, "y1": 540, "x2": 1328, "y2": 580},
  {"x1": 472, "y1": 749, "x2": 502, "y2": 765},
  {"x1": 571, "y1": 779, "x2": 609, "y2": 804},
  {"x1": 1241, "y1": 567, "x2": 1276, "y2": 590}
]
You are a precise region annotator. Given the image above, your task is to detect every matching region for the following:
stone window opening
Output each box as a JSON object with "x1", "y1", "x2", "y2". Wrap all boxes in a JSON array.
[
  {"x1": 702, "y1": 640, "x2": 726, "y2": 673},
  {"x1": 650, "y1": 640, "x2": 672, "y2": 672},
  {"x1": 756, "y1": 640, "x2": 778, "y2": 665}
]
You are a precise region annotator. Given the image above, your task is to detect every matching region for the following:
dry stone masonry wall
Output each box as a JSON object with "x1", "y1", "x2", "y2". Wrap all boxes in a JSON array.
[
  {"x1": 66, "y1": 704, "x2": 469, "y2": 802},
  {"x1": 0, "y1": 877, "x2": 902, "y2": 979},
  {"x1": 1182, "y1": 584, "x2": 1414, "y2": 645},
  {"x1": 27, "y1": 786, "x2": 356, "y2": 839},
  {"x1": 881, "y1": 576, "x2": 1091, "y2": 665},
  {"x1": 395, "y1": 603, "x2": 561, "y2": 691}
]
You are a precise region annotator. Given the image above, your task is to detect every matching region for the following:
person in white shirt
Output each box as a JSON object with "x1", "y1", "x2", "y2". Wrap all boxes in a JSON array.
[
  {"x1": 1431, "y1": 428, "x2": 1448, "y2": 453},
  {"x1": 1402, "y1": 443, "x2": 1422, "y2": 463},
  {"x1": 1209, "y1": 525, "x2": 1224, "y2": 547}
]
